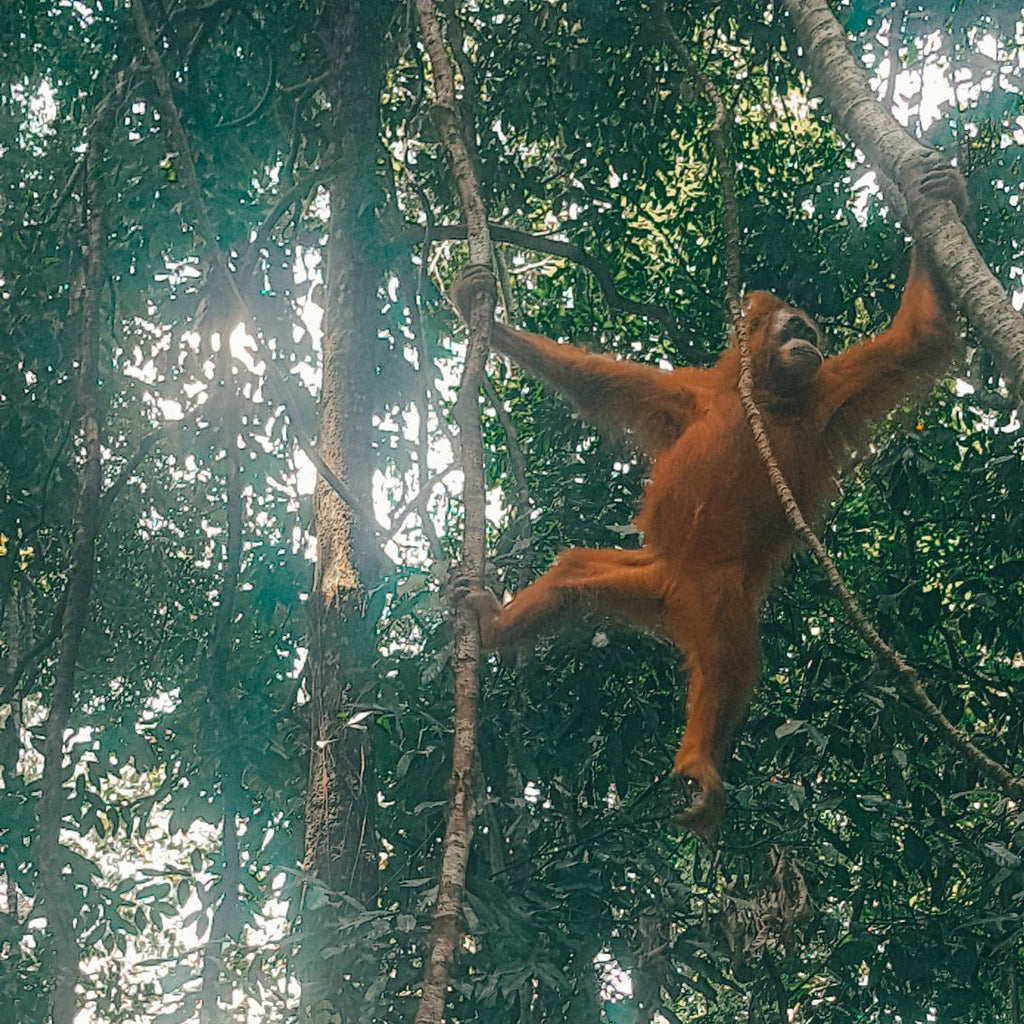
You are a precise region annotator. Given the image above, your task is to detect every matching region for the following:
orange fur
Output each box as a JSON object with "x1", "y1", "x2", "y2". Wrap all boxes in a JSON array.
[{"x1": 457, "y1": 224, "x2": 959, "y2": 836}]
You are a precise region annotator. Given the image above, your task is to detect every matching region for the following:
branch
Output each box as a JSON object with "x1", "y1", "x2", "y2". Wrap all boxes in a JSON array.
[
  {"x1": 405, "y1": 221, "x2": 688, "y2": 345},
  {"x1": 236, "y1": 171, "x2": 330, "y2": 285},
  {"x1": 482, "y1": 374, "x2": 534, "y2": 583},
  {"x1": 658, "y1": 4, "x2": 1024, "y2": 804},
  {"x1": 412, "y1": 0, "x2": 493, "y2": 1018},
  {"x1": 883, "y1": 0, "x2": 906, "y2": 111},
  {"x1": 0, "y1": 588, "x2": 70, "y2": 706},
  {"x1": 0, "y1": 409, "x2": 194, "y2": 708},
  {"x1": 211, "y1": 12, "x2": 276, "y2": 130},
  {"x1": 99, "y1": 407, "x2": 202, "y2": 517},
  {"x1": 388, "y1": 217, "x2": 446, "y2": 562},
  {"x1": 24, "y1": 65, "x2": 130, "y2": 230},
  {"x1": 783, "y1": 0, "x2": 1024, "y2": 404}
]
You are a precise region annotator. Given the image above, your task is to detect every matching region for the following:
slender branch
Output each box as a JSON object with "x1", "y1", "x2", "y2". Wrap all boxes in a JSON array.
[
  {"x1": 264, "y1": 351, "x2": 386, "y2": 539},
  {"x1": 403, "y1": 221, "x2": 688, "y2": 345},
  {"x1": 383, "y1": 203, "x2": 447, "y2": 561},
  {"x1": 493, "y1": 247, "x2": 520, "y2": 325},
  {"x1": 236, "y1": 171, "x2": 330, "y2": 285},
  {"x1": 482, "y1": 375, "x2": 533, "y2": 582},
  {"x1": 412, "y1": 0, "x2": 493, "y2": 1017},
  {"x1": 99, "y1": 407, "x2": 202, "y2": 516},
  {"x1": 20, "y1": 416, "x2": 75, "y2": 541},
  {"x1": 279, "y1": 70, "x2": 332, "y2": 96},
  {"x1": 384, "y1": 468, "x2": 457, "y2": 546},
  {"x1": 24, "y1": 64, "x2": 131, "y2": 231},
  {"x1": 0, "y1": 410, "x2": 203, "y2": 709},
  {"x1": 658, "y1": 4, "x2": 1024, "y2": 803},
  {"x1": 212, "y1": 15, "x2": 276, "y2": 130},
  {"x1": 883, "y1": 0, "x2": 906, "y2": 110},
  {"x1": 27, "y1": 150, "x2": 86, "y2": 230},
  {"x1": 0, "y1": 588, "x2": 70, "y2": 706}
]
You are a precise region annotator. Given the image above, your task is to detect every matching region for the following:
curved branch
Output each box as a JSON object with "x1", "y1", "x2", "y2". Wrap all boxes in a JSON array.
[
  {"x1": 213, "y1": 31, "x2": 276, "y2": 129},
  {"x1": 236, "y1": 171, "x2": 329, "y2": 285},
  {"x1": 483, "y1": 374, "x2": 534, "y2": 582},
  {"x1": 406, "y1": 221, "x2": 689, "y2": 345}
]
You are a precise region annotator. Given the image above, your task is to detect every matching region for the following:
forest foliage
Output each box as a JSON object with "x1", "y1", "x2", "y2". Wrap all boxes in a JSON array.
[{"x1": 1, "y1": 0, "x2": 1023, "y2": 1021}]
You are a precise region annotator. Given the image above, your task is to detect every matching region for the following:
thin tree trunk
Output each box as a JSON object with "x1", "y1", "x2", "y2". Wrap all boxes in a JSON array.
[
  {"x1": 412, "y1": 0, "x2": 493, "y2": 1019},
  {"x1": 199, "y1": 327, "x2": 245, "y2": 1023},
  {"x1": 35, "y1": 131, "x2": 107, "y2": 1024},
  {"x1": 783, "y1": 0, "x2": 1024, "y2": 403},
  {"x1": 1, "y1": 589, "x2": 24, "y2": 922}
]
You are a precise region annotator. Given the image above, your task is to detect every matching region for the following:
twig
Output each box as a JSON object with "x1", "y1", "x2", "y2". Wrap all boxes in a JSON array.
[
  {"x1": 482, "y1": 375, "x2": 533, "y2": 582},
  {"x1": 27, "y1": 150, "x2": 86, "y2": 229},
  {"x1": 883, "y1": 0, "x2": 906, "y2": 110},
  {"x1": 279, "y1": 70, "x2": 332, "y2": 96},
  {"x1": 236, "y1": 170, "x2": 334, "y2": 286},
  {"x1": 24, "y1": 66, "x2": 130, "y2": 229},
  {"x1": 99, "y1": 407, "x2": 201, "y2": 516},
  {"x1": 384, "y1": 468, "x2": 457, "y2": 546},
  {"x1": 0, "y1": 588, "x2": 70, "y2": 705},
  {"x1": 493, "y1": 247, "x2": 520, "y2": 325},
  {"x1": 0, "y1": 408, "x2": 190, "y2": 708}
]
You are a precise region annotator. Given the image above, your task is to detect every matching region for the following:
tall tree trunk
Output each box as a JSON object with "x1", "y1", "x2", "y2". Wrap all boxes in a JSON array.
[
  {"x1": 300, "y1": 0, "x2": 394, "y2": 1014},
  {"x1": 35, "y1": 133, "x2": 106, "y2": 1024}
]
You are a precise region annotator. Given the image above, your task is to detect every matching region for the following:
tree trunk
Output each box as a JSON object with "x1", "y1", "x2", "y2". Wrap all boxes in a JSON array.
[{"x1": 300, "y1": 0, "x2": 394, "y2": 1015}]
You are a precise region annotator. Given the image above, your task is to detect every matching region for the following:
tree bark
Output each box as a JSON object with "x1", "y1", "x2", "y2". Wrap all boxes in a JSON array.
[
  {"x1": 783, "y1": 0, "x2": 1024, "y2": 403},
  {"x1": 300, "y1": 0, "x2": 394, "y2": 1016},
  {"x1": 34, "y1": 131, "x2": 107, "y2": 1024},
  {"x1": 412, "y1": 0, "x2": 493, "y2": 1020}
]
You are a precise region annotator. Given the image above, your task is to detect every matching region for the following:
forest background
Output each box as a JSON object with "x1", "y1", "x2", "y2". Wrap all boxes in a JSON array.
[{"x1": 1, "y1": 0, "x2": 1024, "y2": 1021}]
